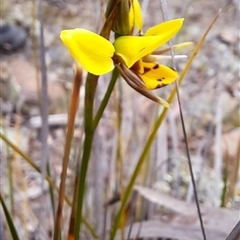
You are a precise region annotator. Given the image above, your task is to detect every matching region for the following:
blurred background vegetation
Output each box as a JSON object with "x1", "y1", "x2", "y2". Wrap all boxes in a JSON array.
[{"x1": 0, "y1": 0, "x2": 239, "y2": 239}]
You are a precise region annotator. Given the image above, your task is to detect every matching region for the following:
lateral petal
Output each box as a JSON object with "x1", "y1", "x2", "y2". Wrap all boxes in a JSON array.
[
  {"x1": 145, "y1": 18, "x2": 184, "y2": 37},
  {"x1": 60, "y1": 28, "x2": 115, "y2": 75}
]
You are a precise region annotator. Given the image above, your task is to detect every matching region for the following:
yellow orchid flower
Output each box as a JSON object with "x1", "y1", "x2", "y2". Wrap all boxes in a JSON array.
[
  {"x1": 60, "y1": 18, "x2": 184, "y2": 89},
  {"x1": 113, "y1": 19, "x2": 184, "y2": 89}
]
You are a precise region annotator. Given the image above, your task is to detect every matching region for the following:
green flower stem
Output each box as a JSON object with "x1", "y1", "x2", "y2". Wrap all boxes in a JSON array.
[
  {"x1": 93, "y1": 68, "x2": 119, "y2": 130},
  {"x1": 0, "y1": 193, "x2": 20, "y2": 240},
  {"x1": 74, "y1": 73, "x2": 98, "y2": 240},
  {"x1": 68, "y1": 69, "x2": 119, "y2": 239},
  {"x1": 0, "y1": 132, "x2": 98, "y2": 239},
  {"x1": 74, "y1": 22, "x2": 119, "y2": 238},
  {"x1": 70, "y1": 4, "x2": 118, "y2": 237},
  {"x1": 109, "y1": 12, "x2": 218, "y2": 237}
]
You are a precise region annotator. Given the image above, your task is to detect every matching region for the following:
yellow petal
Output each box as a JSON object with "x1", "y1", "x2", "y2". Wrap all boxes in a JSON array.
[
  {"x1": 129, "y1": 0, "x2": 143, "y2": 31},
  {"x1": 138, "y1": 62, "x2": 178, "y2": 89},
  {"x1": 60, "y1": 29, "x2": 115, "y2": 75},
  {"x1": 114, "y1": 19, "x2": 184, "y2": 68},
  {"x1": 114, "y1": 35, "x2": 165, "y2": 68},
  {"x1": 145, "y1": 18, "x2": 184, "y2": 37}
]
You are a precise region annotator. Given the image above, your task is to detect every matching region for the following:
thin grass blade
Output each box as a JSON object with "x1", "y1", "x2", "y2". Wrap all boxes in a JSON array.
[
  {"x1": 0, "y1": 193, "x2": 20, "y2": 240},
  {"x1": 53, "y1": 65, "x2": 82, "y2": 240}
]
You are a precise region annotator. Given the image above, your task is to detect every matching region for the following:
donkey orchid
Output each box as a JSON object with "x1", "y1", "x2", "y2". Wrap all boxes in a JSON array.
[
  {"x1": 60, "y1": 18, "x2": 184, "y2": 88},
  {"x1": 113, "y1": 19, "x2": 184, "y2": 89}
]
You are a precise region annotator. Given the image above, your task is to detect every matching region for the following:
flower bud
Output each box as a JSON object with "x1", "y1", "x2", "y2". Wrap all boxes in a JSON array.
[{"x1": 105, "y1": 0, "x2": 142, "y2": 36}]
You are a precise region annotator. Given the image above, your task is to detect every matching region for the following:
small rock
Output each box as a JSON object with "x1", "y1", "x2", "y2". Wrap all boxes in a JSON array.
[
  {"x1": 0, "y1": 21, "x2": 28, "y2": 53},
  {"x1": 218, "y1": 28, "x2": 239, "y2": 45}
]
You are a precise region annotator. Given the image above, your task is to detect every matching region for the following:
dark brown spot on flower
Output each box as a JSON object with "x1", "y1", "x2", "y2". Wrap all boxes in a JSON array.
[
  {"x1": 157, "y1": 78, "x2": 162, "y2": 81},
  {"x1": 153, "y1": 64, "x2": 159, "y2": 69},
  {"x1": 144, "y1": 67, "x2": 151, "y2": 73},
  {"x1": 155, "y1": 83, "x2": 167, "y2": 89}
]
